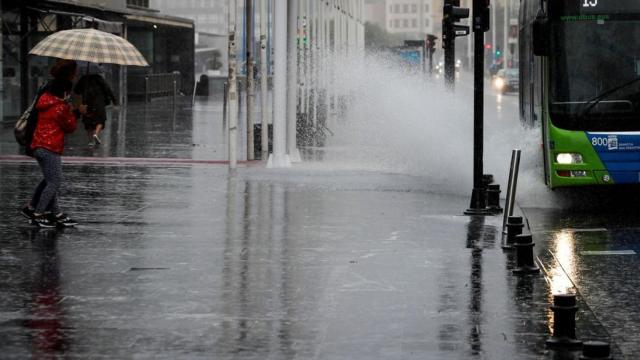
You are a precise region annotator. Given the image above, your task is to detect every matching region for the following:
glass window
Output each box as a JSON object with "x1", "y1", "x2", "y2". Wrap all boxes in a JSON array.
[
  {"x1": 403, "y1": 4, "x2": 409, "y2": 13},
  {"x1": 549, "y1": 17, "x2": 640, "y2": 130},
  {"x1": 403, "y1": 19, "x2": 408, "y2": 27},
  {"x1": 411, "y1": 18, "x2": 417, "y2": 28},
  {"x1": 411, "y1": 4, "x2": 417, "y2": 13}
]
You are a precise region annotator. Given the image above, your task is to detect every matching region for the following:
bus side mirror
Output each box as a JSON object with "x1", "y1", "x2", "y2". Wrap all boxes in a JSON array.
[{"x1": 532, "y1": 16, "x2": 549, "y2": 56}]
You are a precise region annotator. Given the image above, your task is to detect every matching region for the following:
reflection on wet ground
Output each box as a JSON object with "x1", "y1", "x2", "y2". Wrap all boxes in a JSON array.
[
  {"x1": 526, "y1": 194, "x2": 640, "y2": 359},
  {"x1": 0, "y1": 161, "x2": 619, "y2": 359}
]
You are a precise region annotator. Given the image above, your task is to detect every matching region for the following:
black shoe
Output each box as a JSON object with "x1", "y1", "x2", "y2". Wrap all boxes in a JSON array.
[
  {"x1": 93, "y1": 134, "x2": 101, "y2": 145},
  {"x1": 54, "y1": 213, "x2": 78, "y2": 227},
  {"x1": 20, "y1": 206, "x2": 35, "y2": 221},
  {"x1": 33, "y1": 214, "x2": 56, "y2": 228}
]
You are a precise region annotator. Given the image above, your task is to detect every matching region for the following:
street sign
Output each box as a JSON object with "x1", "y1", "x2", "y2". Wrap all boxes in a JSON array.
[{"x1": 454, "y1": 25, "x2": 470, "y2": 36}]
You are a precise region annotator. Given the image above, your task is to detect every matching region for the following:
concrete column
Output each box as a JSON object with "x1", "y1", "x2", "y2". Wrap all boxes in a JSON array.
[
  {"x1": 286, "y1": 0, "x2": 301, "y2": 162},
  {"x1": 267, "y1": 0, "x2": 291, "y2": 167},
  {"x1": 260, "y1": 0, "x2": 269, "y2": 161},
  {"x1": 246, "y1": 0, "x2": 255, "y2": 160}
]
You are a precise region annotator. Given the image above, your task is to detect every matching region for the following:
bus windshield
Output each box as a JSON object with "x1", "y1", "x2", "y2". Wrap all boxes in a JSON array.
[{"x1": 549, "y1": 17, "x2": 640, "y2": 131}]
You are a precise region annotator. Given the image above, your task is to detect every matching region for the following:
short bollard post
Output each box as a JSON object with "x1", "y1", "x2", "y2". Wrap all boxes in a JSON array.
[
  {"x1": 487, "y1": 184, "x2": 503, "y2": 214},
  {"x1": 503, "y1": 216, "x2": 524, "y2": 250},
  {"x1": 513, "y1": 234, "x2": 540, "y2": 274},
  {"x1": 580, "y1": 341, "x2": 611, "y2": 360},
  {"x1": 546, "y1": 294, "x2": 583, "y2": 349},
  {"x1": 145, "y1": 75, "x2": 150, "y2": 103}
]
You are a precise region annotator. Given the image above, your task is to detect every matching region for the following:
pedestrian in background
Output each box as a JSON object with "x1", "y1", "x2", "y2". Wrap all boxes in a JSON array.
[
  {"x1": 74, "y1": 65, "x2": 117, "y2": 147},
  {"x1": 21, "y1": 59, "x2": 86, "y2": 228}
]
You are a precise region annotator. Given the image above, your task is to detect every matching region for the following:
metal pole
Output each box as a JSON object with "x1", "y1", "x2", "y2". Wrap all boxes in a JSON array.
[
  {"x1": 191, "y1": 75, "x2": 198, "y2": 105},
  {"x1": 223, "y1": 81, "x2": 228, "y2": 127},
  {"x1": 491, "y1": 0, "x2": 496, "y2": 63},
  {"x1": 20, "y1": 8, "x2": 28, "y2": 111},
  {"x1": 286, "y1": 0, "x2": 301, "y2": 162},
  {"x1": 228, "y1": 0, "x2": 239, "y2": 169},
  {"x1": 267, "y1": 0, "x2": 290, "y2": 167},
  {"x1": 172, "y1": 76, "x2": 177, "y2": 114},
  {"x1": 0, "y1": 8, "x2": 4, "y2": 121},
  {"x1": 117, "y1": 23, "x2": 129, "y2": 158},
  {"x1": 246, "y1": 0, "x2": 255, "y2": 160},
  {"x1": 502, "y1": 149, "x2": 521, "y2": 230},
  {"x1": 260, "y1": 0, "x2": 269, "y2": 160},
  {"x1": 145, "y1": 75, "x2": 149, "y2": 103},
  {"x1": 465, "y1": 0, "x2": 490, "y2": 215},
  {"x1": 503, "y1": 0, "x2": 509, "y2": 67},
  {"x1": 443, "y1": 0, "x2": 456, "y2": 91}
]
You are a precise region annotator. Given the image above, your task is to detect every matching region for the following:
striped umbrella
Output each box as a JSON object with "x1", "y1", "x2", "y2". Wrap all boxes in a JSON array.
[{"x1": 29, "y1": 28, "x2": 149, "y2": 67}]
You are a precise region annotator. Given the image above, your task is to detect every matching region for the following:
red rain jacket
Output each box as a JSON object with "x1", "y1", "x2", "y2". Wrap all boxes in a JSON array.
[{"x1": 30, "y1": 92, "x2": 77, "y2": 155}]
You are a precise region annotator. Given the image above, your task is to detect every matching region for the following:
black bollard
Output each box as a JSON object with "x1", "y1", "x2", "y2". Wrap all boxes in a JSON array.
[
  {"x1": 546, "y1": 294, "x2": 583, "y2": 349},
  {"x1": 580, "y1": 341, "x2": 611, "y2": 360},
  {"x1": 513, "y1": 234, "x2": 540, "y2": 274},
  {"x1": 487, "y1": 184, "x2": 503, "y2": 214},
  {"x1": 503, "y1": 216, "x2": 524, "y2": 250}
]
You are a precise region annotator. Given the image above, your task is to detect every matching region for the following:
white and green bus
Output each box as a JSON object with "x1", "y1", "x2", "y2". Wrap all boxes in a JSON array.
[{"x1": 520, "y1": 0, "x2": 640, "y2": 188}]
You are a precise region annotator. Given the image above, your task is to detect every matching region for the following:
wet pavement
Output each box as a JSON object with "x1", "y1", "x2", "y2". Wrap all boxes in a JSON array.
[{"x1": 0, "y1": 92, "x2": 636, "y2": 359}]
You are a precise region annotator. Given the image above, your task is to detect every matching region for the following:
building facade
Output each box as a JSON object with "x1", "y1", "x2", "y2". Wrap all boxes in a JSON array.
[
  {"x1": 385, "y1": 0, "x2": 435, "y2": 38},
  {"x1": 150, "y1": 0, "x2": 228, "y2": 35}
]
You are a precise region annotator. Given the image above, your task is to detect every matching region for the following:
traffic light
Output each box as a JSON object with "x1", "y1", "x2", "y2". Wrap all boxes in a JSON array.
[
  {"x1": 442, "y1": 0, "x2": 469, "y2": 89},
  {"x1": 473, "y1": 0, "x2": 491, "y2": 32},
  {"x1": 495, "y1": 45, "x2": 502, "y2": 58},
  {"x1": 426, "y1": 34, "x2": 437, "y2": 54},
  {"x1": 443, "y1": 0, "x2": 470, "y2": 50}
]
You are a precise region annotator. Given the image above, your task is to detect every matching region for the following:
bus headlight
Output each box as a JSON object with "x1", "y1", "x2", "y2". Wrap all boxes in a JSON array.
[{"x1": 556, "y1": 153, "x2": 584, "y2": 164}]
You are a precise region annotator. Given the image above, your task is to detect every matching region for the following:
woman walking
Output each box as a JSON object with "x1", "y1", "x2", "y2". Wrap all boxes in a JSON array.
[{"x1": 20, "y1": 59, "x2": 86, "y2": 228}]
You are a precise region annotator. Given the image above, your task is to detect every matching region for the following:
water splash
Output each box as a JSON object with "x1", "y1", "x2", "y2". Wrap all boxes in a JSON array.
[{"x1": 304, "y1": 52, "x2": 554, "y2": 206}]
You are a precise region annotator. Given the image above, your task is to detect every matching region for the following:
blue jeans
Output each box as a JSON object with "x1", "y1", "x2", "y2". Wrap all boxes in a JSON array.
[{"x1": 31, "y1": 148, "x2": 62, "y2": 214}]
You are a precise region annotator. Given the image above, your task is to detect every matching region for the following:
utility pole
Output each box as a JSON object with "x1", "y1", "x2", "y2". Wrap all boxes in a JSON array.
[
  {"x1": 246, "y1": 0, "x2": 255, "y2": 160},
  {"x1": 267, "y1": 0, "x2": 290, "y2": 167},
  {"x1": 228, "y1": 0, "x2": 239, "y2": 169},
  {"x1": 260, "y1": 0, "x2": 269, "y2": 160}
]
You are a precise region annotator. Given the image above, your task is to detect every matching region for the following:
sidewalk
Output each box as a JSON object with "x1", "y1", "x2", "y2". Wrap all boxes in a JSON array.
[{"x1": 0, "y1": 95, "x2": 622, "y2": 359}]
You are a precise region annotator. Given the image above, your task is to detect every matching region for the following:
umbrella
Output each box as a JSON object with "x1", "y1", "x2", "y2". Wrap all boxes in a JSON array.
[{"x1": 29, "y1": 28, "x2": 149, "y2": 67}]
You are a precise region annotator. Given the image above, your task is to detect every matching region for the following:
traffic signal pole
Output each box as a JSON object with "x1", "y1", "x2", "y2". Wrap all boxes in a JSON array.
[{"x1": 465, "y1": 0, "x2": 492, "y2": 215}]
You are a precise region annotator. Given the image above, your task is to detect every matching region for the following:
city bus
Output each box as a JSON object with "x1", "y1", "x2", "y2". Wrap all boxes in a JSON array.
[{"x1": 520, "y1": 0, "x2": 640, "y2": 188}]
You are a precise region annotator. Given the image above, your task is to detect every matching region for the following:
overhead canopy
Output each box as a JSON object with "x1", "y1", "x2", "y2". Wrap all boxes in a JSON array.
[{"x1": 125, "y1": 14, "x2": 194, "y2": 29}]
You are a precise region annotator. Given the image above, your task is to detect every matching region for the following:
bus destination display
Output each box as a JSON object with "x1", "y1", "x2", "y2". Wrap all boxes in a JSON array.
[{"x1": 552, "y1": 0, "x2": 640, "y2": 16}]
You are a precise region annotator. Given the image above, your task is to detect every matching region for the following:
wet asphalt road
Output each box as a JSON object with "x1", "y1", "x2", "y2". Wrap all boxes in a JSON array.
[{"x1": 0, "y1": 87, "x2": 638, "y2": 358}]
